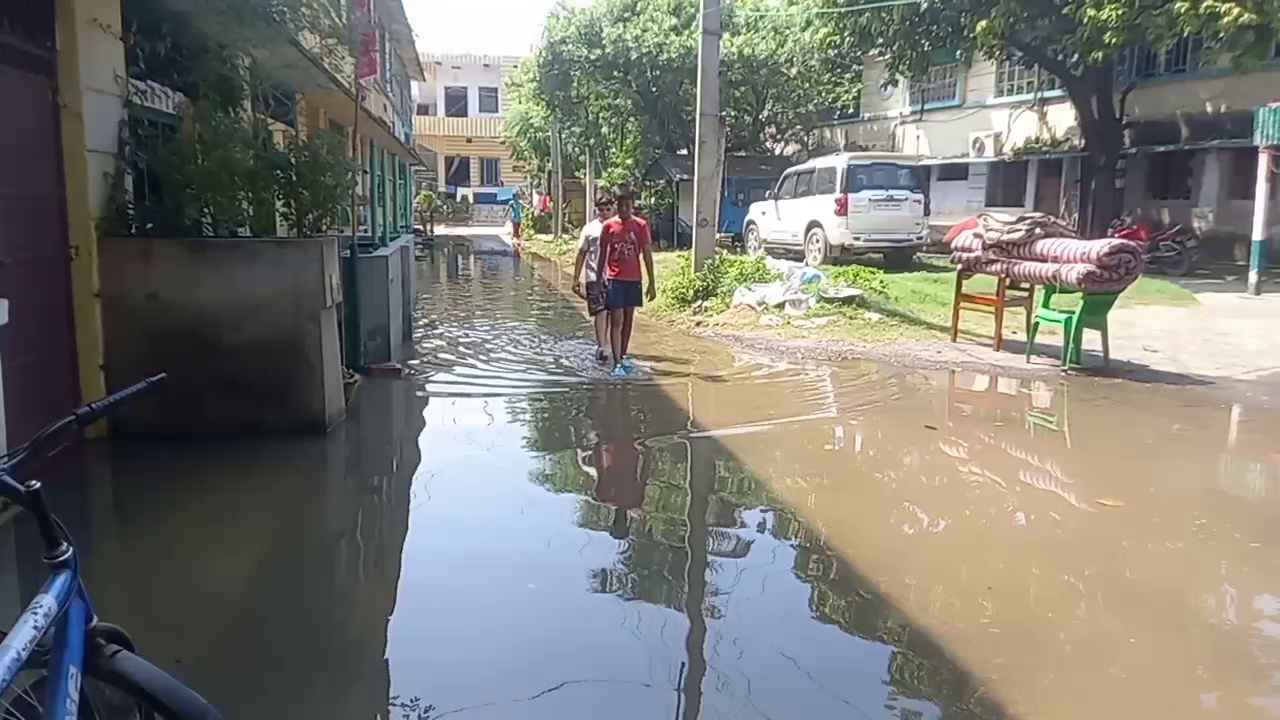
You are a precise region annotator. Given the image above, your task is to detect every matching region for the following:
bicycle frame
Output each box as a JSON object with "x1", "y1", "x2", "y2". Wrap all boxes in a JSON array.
[{"x1": 0, "y1": 561, "x2": 92, "y2": 717}]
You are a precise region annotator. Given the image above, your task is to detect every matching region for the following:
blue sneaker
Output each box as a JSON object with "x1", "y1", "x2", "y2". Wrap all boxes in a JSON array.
[
  {"x1": 610, "y1": 365, "x2": 628, "y2": 379},
  {"x1": 621, "y1": 356, "x2": 637, "y2": 370}
]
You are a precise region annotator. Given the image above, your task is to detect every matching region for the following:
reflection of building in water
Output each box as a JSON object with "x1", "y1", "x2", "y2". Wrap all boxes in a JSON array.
[{"x1": 25, "y1": 379, "x2": 427, "y2": 719}]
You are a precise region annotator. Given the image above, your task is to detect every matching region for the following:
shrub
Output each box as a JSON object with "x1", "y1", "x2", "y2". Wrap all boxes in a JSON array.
[
  {"x1": 658, "y1": 251, "x2": 779, "y2": 313},
  {"x1": 820, "y1": 264, "x2": 889, "y2": 296}
]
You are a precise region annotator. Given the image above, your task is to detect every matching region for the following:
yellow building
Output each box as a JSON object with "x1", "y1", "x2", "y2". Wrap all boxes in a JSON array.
[{"x1": 414, "y1": 53, "x2": 530, "y2": 222}]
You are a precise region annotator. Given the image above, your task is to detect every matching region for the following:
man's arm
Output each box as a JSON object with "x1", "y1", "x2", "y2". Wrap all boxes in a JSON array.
[
  {"x1": 641, "y1": 223, "x2": 657, "y2": 301},
  {"x1": 595, "y1": 226, "x2": 610, "y2": 283},
  {"x1": 571, "y1": 228, "x2": 589, "y2": 293}
]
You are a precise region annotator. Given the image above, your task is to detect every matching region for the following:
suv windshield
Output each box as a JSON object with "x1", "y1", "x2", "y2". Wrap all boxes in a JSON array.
[{"x1": 845, "y1": 163, "x2": 925, "y2": 193}]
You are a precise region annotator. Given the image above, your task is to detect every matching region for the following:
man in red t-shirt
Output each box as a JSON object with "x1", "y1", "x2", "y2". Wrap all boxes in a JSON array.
[{"x1": 594, "y1": 186, "x2": 657, "y2": 377}]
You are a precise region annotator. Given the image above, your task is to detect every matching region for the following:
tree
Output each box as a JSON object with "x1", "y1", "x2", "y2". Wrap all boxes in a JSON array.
[
  {"x1": 819, "y1": 0, "x2": 1280, "y2": 234},
  {"x1": 503, "y1": 0, "x2": 860, "y2": 186}
]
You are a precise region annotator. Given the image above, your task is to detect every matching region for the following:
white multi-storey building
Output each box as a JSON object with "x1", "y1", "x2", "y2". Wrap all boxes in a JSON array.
[
  {"x1": 818, "y1": 40, "x2": 1280, "y2": 258},
  {"x1": 413, "y1": 53, "x2": 527, "y2": 222}
]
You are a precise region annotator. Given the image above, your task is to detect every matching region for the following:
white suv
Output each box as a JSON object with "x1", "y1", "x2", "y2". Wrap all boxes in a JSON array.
[{"x1": 743, "y1": 152, "x2": 930, "y2": 268}]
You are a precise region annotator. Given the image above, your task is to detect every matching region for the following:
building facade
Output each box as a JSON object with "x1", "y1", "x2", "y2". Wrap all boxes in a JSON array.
[
  {"x1": 818, "y1": 41, "x2": 1280, "y2": 257},
  {"x1": 413, "y1": 53, "x2": 527, "y2": 223},
  {"x1": 0, "y1": 0, "x2": 425, "y2": 449}
]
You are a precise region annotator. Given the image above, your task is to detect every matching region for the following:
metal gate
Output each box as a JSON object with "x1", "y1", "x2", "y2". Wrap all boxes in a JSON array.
[{"x1": 0, "y1": 2, "x2": 80, "y2": 447}]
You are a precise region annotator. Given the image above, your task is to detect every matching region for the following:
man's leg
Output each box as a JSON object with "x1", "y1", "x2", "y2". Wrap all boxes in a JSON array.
[
  {"x1": 608, "y1": 309, "x2": 625, "y2": 366},
  {"x1": 594, "y1": 311, "x2": 610, "y2": 352},
  {"x1": 620, "y1": 307, "x2": 636, "y2": 359}
]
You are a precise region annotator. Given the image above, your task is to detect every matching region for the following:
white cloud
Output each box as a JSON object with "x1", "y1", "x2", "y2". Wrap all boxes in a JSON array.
[{"x1": 404, "y1": 0, "x2": 585, "y2": 56}]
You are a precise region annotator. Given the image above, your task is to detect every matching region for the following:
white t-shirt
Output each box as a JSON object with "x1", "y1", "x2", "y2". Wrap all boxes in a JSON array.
[{"x1": 579, "y1": 219, "x2": 604, "y2": 282}]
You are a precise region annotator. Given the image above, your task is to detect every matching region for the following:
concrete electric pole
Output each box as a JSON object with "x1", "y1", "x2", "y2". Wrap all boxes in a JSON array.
[
  {"x1": 691, "y1": 0, "x2": 721, "y2": 271},
  {"x1": 551, "y1": 123, "x2": 564, "y2": 238}
]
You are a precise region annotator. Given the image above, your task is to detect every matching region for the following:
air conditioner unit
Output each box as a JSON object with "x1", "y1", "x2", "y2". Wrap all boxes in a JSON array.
[{"x1": 968, "y1": 131, "x2": 1004, "y2": 159}]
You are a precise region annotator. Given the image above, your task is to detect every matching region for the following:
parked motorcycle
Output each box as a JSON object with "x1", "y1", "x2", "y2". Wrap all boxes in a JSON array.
[{"x1": 1108, "y1": 216, "x2": 1201, "y2": 277}]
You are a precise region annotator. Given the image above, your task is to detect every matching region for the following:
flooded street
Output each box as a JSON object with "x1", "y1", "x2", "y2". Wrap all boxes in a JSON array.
[{"x1": 36, "y1": 244, "x2": 1280, "y2": 719}]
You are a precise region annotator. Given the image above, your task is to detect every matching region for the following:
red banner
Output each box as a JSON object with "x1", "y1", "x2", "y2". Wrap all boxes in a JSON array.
[{"x1": 352, "y1": 0, "x2": 378, "y2": 80}]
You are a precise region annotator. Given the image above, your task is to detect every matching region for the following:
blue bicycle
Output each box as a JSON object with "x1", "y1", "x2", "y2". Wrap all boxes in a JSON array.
[{"x1": 0, "y1": 374, "x2": 221, "y2": 719}]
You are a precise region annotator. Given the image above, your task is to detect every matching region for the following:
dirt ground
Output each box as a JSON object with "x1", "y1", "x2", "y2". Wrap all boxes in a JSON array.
[{"x1": 703, "y1": 278, "x2": 1280, "y2": 389}]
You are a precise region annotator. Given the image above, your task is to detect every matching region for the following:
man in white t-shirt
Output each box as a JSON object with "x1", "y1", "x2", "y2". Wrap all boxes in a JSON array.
[{"x1": 572, "y1": 194, "x2": 616, "y2": 363}]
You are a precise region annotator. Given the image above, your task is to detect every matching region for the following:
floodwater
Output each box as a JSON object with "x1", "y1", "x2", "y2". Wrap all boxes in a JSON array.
[{"x1": 20, "y1": 242, "x2": 1280, "y2": 719}]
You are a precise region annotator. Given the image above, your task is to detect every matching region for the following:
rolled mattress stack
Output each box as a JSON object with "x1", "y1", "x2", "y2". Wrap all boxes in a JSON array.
[{"x1": 947, "y1": 212, "x2": 1144, "y2": 293}]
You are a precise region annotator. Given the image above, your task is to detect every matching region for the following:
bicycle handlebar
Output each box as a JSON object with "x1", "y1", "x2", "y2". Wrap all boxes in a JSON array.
[
  {"x1": 1, "y1": 374, "x2": 167, "y2": 477},
  {"x1": 72, "y1": 373, "x2": 167, "y2": 428}
]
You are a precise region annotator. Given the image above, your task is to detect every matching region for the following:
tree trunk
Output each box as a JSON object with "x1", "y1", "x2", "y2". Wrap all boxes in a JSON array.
[{"x1": 1087, "y1": 147, "x2": 1122, "y2": 237}]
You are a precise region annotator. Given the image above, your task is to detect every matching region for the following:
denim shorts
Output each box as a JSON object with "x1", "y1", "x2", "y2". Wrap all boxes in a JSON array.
[{"x1": 606, "y1": 279, "x2": 643, "y2": 310}]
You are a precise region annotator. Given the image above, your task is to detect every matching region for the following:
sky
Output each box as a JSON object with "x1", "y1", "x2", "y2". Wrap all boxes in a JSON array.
[{"x1": 404, "y1": 0, "x2": 587, "y2": 56}]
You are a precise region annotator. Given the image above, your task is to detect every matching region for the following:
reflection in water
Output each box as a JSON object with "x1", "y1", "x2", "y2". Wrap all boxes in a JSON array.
[
  {"x1": 27, "y1": 243, "x2": 1280, "y2": 719},
  {"x1": 27, "y1": 378, "x2": 427, "y2": 719}
]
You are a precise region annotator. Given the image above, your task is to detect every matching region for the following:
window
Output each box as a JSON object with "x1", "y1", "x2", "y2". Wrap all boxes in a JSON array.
[
  {"x1": 776, "y1": 173, "x2": 798, "y2": 200},
  {"x1": 909, "y1": 64, "x2": 960, "y2": 108},
  {"x1": 747, "y1": 187, "x2": 769, "y2": 202},
  {"x1": 1118, "y1": 35, "x2": 1205, "y2": 81},
  {"x1": 444, "y1": 86, "x2": 468, "y2": 117},
  {"x1": 478, "y1": 87, "x2": 500, "y2": 114},
  {"x1": 415, "y1": 102, "x2": 436, "y2": 116},
  {"x1": 1146, "y1": 151, "x2": 1194, "y2": 201},
  {"x1": 985, "y1": 160, "x2": 1029, "y2": 207},
  {"x1": 995, "y1": 57, "x2": 1062, "y2": 98},
  {"x1": 846, "y1": 163, "x2": 925, "y2": 193},
  {"x1": 794, "y1": 170, "x2": 815, "y2": 198},
  {"x1": 813, "y1": 167, "x2": 838, "y2": 195},
  {"x1": 481, "y1": 157, "x2": 501, "y2": 186},
  {"x1": 935, "y1": 163, "x2": 969, "y2": 182},
  {"x1": 445, "y1": 155, "x2": 471, "y2": 187}
]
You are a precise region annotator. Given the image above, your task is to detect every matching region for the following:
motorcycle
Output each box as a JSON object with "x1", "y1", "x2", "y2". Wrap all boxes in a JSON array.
[{"x1": 1108, "y1": 216, "x2": 1200, "y2": 277}]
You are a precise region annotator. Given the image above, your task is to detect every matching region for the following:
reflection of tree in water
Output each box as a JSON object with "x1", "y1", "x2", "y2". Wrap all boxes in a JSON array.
[
  {"x1": 520, "y1": 389, "x2": 999, "y2": 718},
  {"x1": 388, "y1": 695, "x2": 435, "y2": 719}
]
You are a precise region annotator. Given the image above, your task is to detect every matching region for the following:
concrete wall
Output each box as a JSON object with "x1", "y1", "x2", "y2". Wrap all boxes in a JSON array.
[
  {"x1": 56, "y1": 0, "x2": 123, "y2": 409},
  {"x1": 1125, "y1": 148, "x2": 1280, "y2": 257},
  {"x1": 344, "y1": 235, "x2": 415, "y2": 365},
  {"x1": 824, "y1": 58, "x2": 1079, "y2": 158},
  {"x1": 99, "y1": 237, "x2": 346, "y2": 436}
]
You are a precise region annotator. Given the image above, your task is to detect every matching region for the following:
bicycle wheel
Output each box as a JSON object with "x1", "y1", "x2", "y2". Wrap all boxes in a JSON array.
[{"x1": 0, "y1": 669, "x2": 159, "y2": 719}]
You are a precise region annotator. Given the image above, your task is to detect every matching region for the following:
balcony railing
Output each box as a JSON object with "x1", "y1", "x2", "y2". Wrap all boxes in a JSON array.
[{"x1": 412, "y1": 115, "x2": 502, "y2": 138}]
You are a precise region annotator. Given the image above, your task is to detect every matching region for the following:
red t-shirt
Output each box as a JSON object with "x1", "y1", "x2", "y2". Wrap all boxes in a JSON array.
[{"x1": 599, "y1": 216, "x2": 652, "y2": 282}]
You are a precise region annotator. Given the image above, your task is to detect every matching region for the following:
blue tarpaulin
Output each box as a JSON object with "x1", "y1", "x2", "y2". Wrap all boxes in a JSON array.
[{"x1": 496, "y1": 187, "x2": 515, "y2": 201}]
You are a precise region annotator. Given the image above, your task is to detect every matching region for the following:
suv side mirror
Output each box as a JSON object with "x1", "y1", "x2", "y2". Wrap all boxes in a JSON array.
[{"x1": 765, "y1": 190, "x2": 776, "y2": 201}]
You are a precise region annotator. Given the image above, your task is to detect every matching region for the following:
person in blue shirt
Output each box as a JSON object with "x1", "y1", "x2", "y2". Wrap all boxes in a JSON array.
[{"x1": 507, "y1": 193, "x2": 525, "y2": 241}]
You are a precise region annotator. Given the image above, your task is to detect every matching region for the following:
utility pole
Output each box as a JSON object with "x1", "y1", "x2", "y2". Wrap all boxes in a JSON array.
[
  {"x1": 1249, "y1": 103, "x2": 1280, "y2": 295},
  {"x1": 1249, "y1": 147, "x2": 1272, "y2": 295},
  {"x1": 585, "y1": 147, "x2": 594, "y2": 213},
  {"x1": 551, "y1": 123, "x2": 564, "y2": 238},
  {"x1": 691, "y1": 0, "x2": 722, "y2": 271}
]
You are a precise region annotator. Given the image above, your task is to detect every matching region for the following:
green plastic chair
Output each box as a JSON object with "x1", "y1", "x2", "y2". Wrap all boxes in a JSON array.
[{"x1": 1025, "y1": 286, "x2": 1120, "y2": 368}]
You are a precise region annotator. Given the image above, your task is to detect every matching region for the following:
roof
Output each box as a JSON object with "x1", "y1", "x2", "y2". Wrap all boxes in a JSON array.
[{"x1": 647, "y1": 153, "x2": 793, "y2": 182}]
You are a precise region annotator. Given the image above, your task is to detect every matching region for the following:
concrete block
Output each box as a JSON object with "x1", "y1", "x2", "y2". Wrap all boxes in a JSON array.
[
  {"x1": 350, "y1": 235, "x2": 415, "y2": 365},
  {"x1": 99, "y1": 236, "x2": 346, "y2": 436}
]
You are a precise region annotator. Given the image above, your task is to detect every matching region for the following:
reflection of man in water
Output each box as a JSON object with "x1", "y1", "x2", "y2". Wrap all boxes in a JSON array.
[{"x1": 577, "y1": 386, "x2": 650, "y2": 540}]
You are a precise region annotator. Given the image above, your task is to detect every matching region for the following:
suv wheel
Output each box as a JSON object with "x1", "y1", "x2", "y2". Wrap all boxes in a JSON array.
[
  {"x1": 745, "y1": 224, "x2": 764, "y2": 256},
  {"x1": 804, "y1": 227, "x2": 829, "y2": 267}
]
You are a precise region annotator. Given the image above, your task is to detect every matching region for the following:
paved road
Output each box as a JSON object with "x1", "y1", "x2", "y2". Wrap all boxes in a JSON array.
[{"x1": 433, "y1": 223, "x2": 515, "y2": 255}]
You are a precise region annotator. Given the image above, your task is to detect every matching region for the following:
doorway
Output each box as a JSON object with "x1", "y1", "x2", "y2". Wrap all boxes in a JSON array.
[{"x1": 1035, "y1": 158, "x2": 1065, "y2": 217}]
